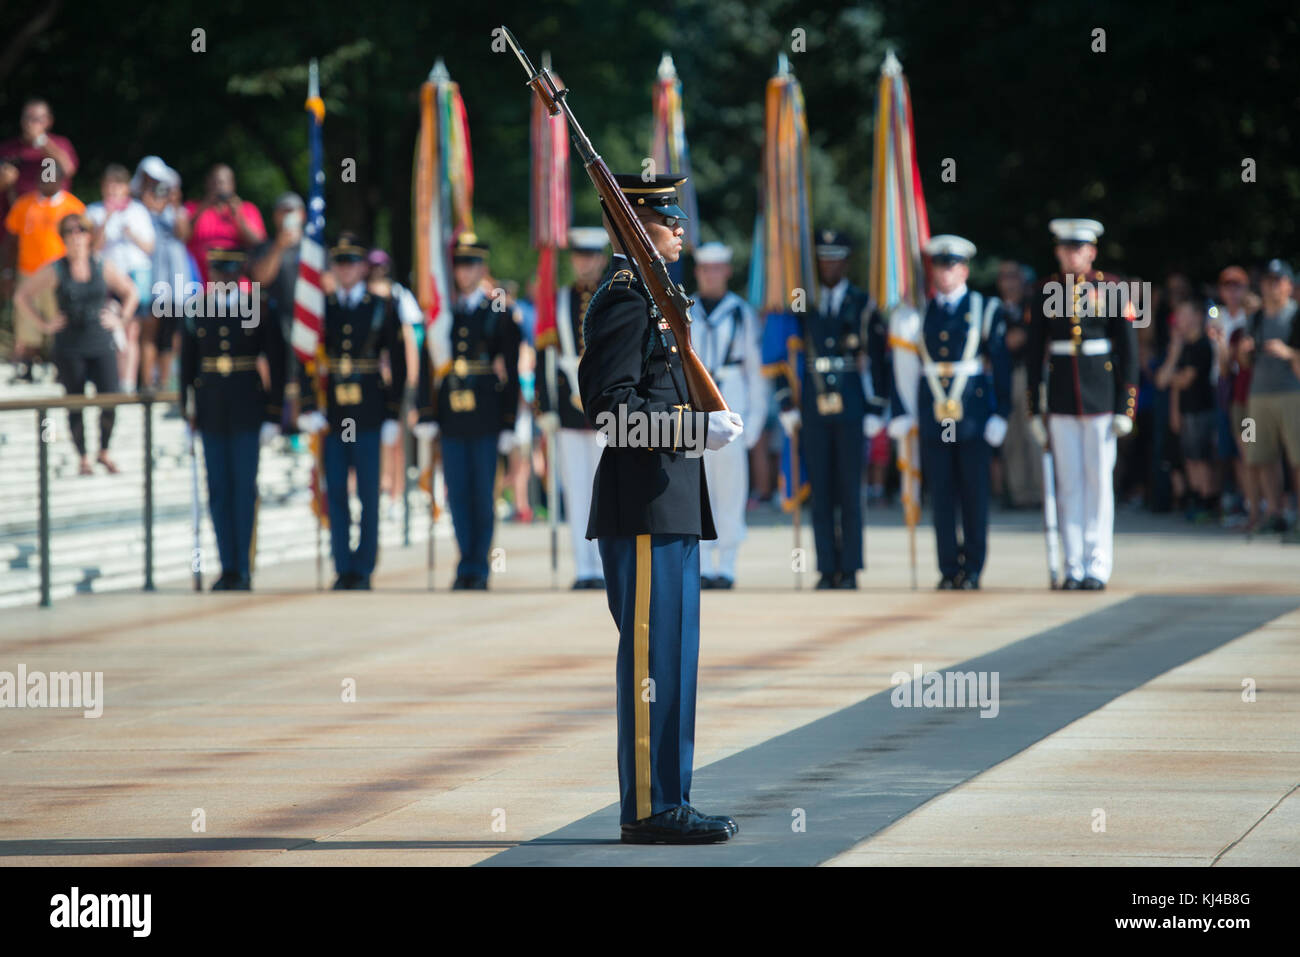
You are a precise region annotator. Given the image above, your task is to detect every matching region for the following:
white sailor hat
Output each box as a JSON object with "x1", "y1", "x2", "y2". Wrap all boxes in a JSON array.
[
  {"x1": 1049, "y1": 218, "x2": 1104, "y2": 245},
  {"x1": 924, "y1": 234, "x2": 976, "y2": 264},
  {"x1": 694, "y1": 242, "x2": 732, "y2": 265},
  {"x1": 567, "y1": 226, "x2": 609, "y2": 252}
]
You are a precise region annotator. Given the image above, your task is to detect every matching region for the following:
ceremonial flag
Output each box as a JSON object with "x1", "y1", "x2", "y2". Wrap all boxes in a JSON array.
[
  {"x1": 868, "y1": 50, "x2": 931, "y2": 579},
  {"x1": 650, "y1": 53, "x2": 699, "y2": 252},
  {"x1": 530, "y1": 53, "x2": 570, "y2": 353},
  {"x1": 290, "y1": 59, "x2": 326, "y2": 364},
  {"x1": 414, "y1": 58, "x2": 475, "y2": 378},
  {"x1": 756, "y1": 54, "x2": 815, "y2": 512}
]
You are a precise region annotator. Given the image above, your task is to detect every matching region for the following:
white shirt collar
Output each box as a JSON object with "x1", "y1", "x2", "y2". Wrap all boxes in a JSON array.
[
  {"x1": 936, "y1": 284, "x2": 968, "y2": 309},
  {"x1": 340, "y1": 282, "x2": 366, "y2": 307}
]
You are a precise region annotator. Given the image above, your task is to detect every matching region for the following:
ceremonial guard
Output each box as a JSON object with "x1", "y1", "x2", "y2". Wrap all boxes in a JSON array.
[
  {"x1": 296, "y1": 234, "x2": 406, "y2": 591},
  {"x1": 1026, "y1": 219, "x2": 1137, "y2": 590},
  {"x1": 180, "y1": 249, "x2": 286, "y2": 590},
  {"x1": 687, "y1": 241, "x2": 766, "y2": 588},
  {"x1": 775, "y1": 230, "x2": 890, "y2": 589},
  {"x1": 888, "y1": 236, "x2": 1008, "y2": 589},
  {"x1": 579, "y1": 173, "x2": 742, "y2": 844},
  {"x1": 414, "y1": 233, "x2": 521, "y2": 590},
  {"x1": 535, "y1": 226, "x2": 608, "y2": 589}
]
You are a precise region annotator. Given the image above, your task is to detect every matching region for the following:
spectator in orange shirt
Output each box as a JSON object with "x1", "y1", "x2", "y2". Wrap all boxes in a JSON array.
[{"x1": 4, "y1": 166, "x2": 85, "y2": 379}]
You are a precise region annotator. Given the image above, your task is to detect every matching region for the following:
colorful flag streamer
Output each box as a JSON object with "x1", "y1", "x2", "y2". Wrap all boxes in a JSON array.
[
  {"x1": 650, "y1": 52, "x2": 699, "y2": 251},
  {"x1": 530, "y1": 54, "x2": 570, "y2": 352},
  {"x1": 868, "y1": 50, "x2": 931, "y2": 549}
]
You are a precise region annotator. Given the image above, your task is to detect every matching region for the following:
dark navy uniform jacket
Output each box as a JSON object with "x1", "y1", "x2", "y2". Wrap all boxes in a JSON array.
[
  {"x1": 535, "y1": 281, "x2": 596, "y2": 431},
  {"x1": 298, "y1": 286, "x2": 406, "y2": 432},
  {"x1": 415, "y1": 289, "x2": 521, "y2": 439},
  {"x1": 1026, "y1": 268, "x2": 1139, "y2": 420},
  {"x1": 769, "y1": 280, "x2": 890, "y2": 422},
  {"x1": 891, "y1": 292, "x2": 1009, "y2": 443},
  {"x1": 578, "y1": 257, "x2": 716, "y2": 540},
  {"x1": 180, "y1": 292, "x2": 286, "y2": 433}
]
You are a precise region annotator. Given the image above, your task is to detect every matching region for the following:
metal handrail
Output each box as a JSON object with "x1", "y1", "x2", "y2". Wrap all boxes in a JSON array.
[{"x1": 1, "y1": 390, "x2": 180, "y2": 607}]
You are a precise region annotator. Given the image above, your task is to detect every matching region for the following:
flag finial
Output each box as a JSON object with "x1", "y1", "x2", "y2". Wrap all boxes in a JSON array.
[
  {"x1": 308, "y1": 58, "x2": 319, "y2": 99},
  {"x1": 882, "y1": 49, "x2": 902, "y2": 76},
  {"x1": 430, "y1": 57, "x2": 449, "y2": 83},
  {"x1": 776, "y1": 52, "x2": 791, "y2": 77},
  {"x1": 657, "y1": 52, "x2": 676, "y2": 80}
]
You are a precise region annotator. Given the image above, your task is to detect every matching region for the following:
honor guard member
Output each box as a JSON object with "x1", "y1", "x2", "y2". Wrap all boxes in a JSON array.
[
  {"x1": 180, "y1": 249, "x2": 286, "y2": 590},
  {"x1": 413, "y1": 233, "x2": 521, "y2": 590},
  {"x1": 296, "y1": 234, "x2": 407, "y2": 590},
  {"x1": 536, "y1": 226, "x2": 608, "y2": 589},
  {"x1": 1027, "y1": 219, "x2": 1138, "y2": 590},
  {"x1": 580, "y1": 172, "x2": 743, "y2": 844},
  {"x1": 888, "y1": 236, "x2": 1008, "y2": 589},
  {"x1": 688, "y1": 241, "x2": 767, "y2": 588},
  {"x1": 776, "y1": 230, "x2": 890, "y2": 589}
]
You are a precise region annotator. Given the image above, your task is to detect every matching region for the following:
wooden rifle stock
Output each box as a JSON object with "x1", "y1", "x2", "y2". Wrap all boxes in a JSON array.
[{"x1": 502, "y1": 25, "x2": 728, "y2": 412}]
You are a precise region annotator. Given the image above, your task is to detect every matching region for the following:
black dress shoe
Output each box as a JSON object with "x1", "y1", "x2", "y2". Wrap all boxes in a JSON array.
[
  {"x1": 451, "y1": 575, "x2": 469, "y2": 591},
  {"x1": 713, "y1": 577, "x2": 734, "y2": 590},
  {"x1": 1062, "y1": 578, "x2": 1083, "y2": 591},
  {"x1": 959, "y1": 575, "x2": 980, "y2": 590},
  {"x1": 684, "y1": 804, "x2": 739, "y2": 835},
  {"x1": 1082, "y1": 576, "x2": 1105, "y2": 590},
  {"x1": 332, "y1": 572, "x2": 356, "y2": 591},
  {"x1": 230, "y1": 576, "x2": 251, "y2": 591},
  {"x1": 210, "y1": 572, "x2": 235, "y2": 592},
  {"x1": 350, "y1": 575, "x2": 372, "y2": 590},
  {"x1": 834, "y1": 573, "x2": 857, "y2": 589},
  {"x1": 937, "y1": 576, "x2": 957, "y2": 590},
  {"x1": 815, "y1": 574, "x2": 837, "y2": 590},
  {"x1": 620, "y1": 805, "x2": 732, "y2": 845},
  {"x1": 701, "y1": 576, "x2": 718, "y2": 590},
  {"x1": 469, "y1": 576, "x2": 488, "y2": 590}
]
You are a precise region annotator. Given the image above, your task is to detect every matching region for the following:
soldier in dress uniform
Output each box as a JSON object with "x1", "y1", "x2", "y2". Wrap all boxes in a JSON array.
[
  {"x1": 579, "y1": 172, "x2": 743, "y2": 844},
  {"x1": 295, "y1": 234, "x2": 406, "y2": 590},
  {"x1": 1026, "y1": 219, "x2": 1138, "y2": 590},
  {"x1": 535, "y1": 226, "x2": 608, "y2": 589},
  {"x1": 888, "y1": 235, "x2": 1008, "y2": 589},
  {"x1": 180, "y1": 248, "x2": 286, "y2": 590},
  {"x1": 413, "y1": 233, "x2": 521, "y2": 590},
  {"x1": 775, "y1": 230, "x2": 890, "y2": 589},
  {"x1": 688, "y1": 241, "x2": 766, "y2": 588}
]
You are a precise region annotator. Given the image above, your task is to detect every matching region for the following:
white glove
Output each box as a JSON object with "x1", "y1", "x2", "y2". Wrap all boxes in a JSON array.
[
  {"x1": 706, "y1": 410, "x2": 744, "y2": 450},
  {"x1": 1029, "y1": 416, "x2": 1048, "y2": 448},
  {"x1": 297, "y1": 411, "x2": 328, "y2": 434},
  {"x1": 595, "y1": 428, "x2": 609, "y2": 449},
  {"x1": 864, "y1": 414, "x2": 885, "y2": 439},
  {"x1": 184, "y1": 419, "x2": 197, "y2": 444},
  {"x1": 413, "y1": 421, "x2": 439, "y2": 441},
  {"x1": 537, "y1": 411, "x2": 560, "y2": 433},
  {"x1": 778, "y1": 408, "x2": 801, "y2": 436},
  {"x1": 498, "y1": 430, "x2": 518, "y2": 455},
  {"x1": 983, "y1": 414, "x2": 1008, "y2": 448},
  {"x1": 381, "y1": 419, "x2": 400, "y2": 447},
  {"x1": 886, "y1": 415, "x2": 915, "y2": 440},
  {"x1": 259, "y1": 421, "x2": 279, "y2": 446},
  {"x1": 1111, "y1": 413, "x2": 1134, "y2": 437}
]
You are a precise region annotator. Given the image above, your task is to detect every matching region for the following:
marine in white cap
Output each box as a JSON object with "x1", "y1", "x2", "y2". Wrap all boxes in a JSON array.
[
  {"x1": 889, "y1": 233, "x2": 1008, "y2": 589},
  {"x1": 1026, "y1": 217, "x2": 1138, "y2": 590},
  {"x1": 535, "y1": 225, "x2": 611, "y2": 589},
  {"x1": 687, "y1": 241, "x2": 767, "y2": 587}
]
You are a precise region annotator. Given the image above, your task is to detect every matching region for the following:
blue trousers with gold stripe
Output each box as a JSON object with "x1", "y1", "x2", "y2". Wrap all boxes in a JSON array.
[{"x1": 598, "y1": 533, "x2": 700, "y2": 825}]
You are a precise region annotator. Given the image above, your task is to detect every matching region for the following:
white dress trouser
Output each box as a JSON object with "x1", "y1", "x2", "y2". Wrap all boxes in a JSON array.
[
  {"x1": 557, "y1": 428, "x2": 605, "y2": 581},
  {"x1": 1048, "y1": 414, "x2": 1116, "y2": 583},
  {"x1": 702, "y1": 433, "x2": 748, "y2": 579}
]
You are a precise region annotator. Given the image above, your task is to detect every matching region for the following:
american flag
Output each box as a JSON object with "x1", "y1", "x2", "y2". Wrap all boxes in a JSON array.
[{"x1": 291, "y1": 59, "x2": 326, "y2": 364}]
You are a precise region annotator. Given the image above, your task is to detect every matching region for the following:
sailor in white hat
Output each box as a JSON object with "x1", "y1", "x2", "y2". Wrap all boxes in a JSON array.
[
  {"x1": 1026, "y1": 218, "x2": 1138, "y2": 590},
  {"x1": 536, "y1": 226, "x2": 610, "y2": 589},
  {"x1": 687, "y1": 242, "x2": 766, "y2": 587},
  {"x1": 888, "y1": 234, "x2": 1007, "y2": 589}
]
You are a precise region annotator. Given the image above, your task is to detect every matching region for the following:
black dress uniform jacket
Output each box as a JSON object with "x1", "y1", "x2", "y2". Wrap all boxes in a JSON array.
[
  {"x1": 579, "y1": 258, "x2": 717, "y2": 540},
  {"x1": 297, "y1": 288, "x2": 406, "y2": 432},
  {"x1": 536, "y1": 281, "x2": 597, "y2": 431},
  {"x1": 1026, "y1": 269, "x2": 1139, "y2": 419},
  {"x1": 415, "y1": 291, "x2": 522, "y2": 439},
  {"x1": 180, "y1": 298, "x2": 286, "y2": 432}
]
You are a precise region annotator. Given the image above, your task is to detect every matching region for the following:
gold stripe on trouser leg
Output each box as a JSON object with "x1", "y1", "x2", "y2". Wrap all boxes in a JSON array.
[{"x1": 634, "y1": 533, "x2": 653, "y2": 820}]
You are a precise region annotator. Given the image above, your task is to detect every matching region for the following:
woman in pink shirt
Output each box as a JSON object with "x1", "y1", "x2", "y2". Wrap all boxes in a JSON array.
[{"x1": 178, "y1": 164, "x2": 265, "y2": 285}]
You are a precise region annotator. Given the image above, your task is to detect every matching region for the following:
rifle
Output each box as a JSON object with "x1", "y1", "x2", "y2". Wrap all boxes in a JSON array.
[{"x1": 502, "y1": 26, "x2": 727, "y2": 413}]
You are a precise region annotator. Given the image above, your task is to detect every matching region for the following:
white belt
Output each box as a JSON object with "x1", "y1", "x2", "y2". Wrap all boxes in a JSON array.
[
  {"x1": 1050, "y1": 339, "x2": 1111, "y2": 356},
  {"x1": 922, "y1": 358, "x2": 983, "y2": 376}
]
